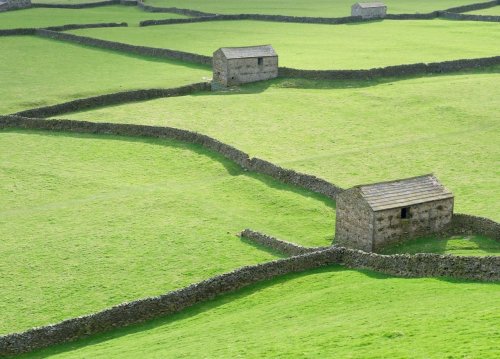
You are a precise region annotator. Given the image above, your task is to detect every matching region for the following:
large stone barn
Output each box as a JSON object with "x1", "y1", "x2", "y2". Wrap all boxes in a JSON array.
[
  {"x1": 0, "y1": 0, "x2": 31, "y2": 11},
  {"x1": 212, "y1": 45, "x2": 278, "y2": 87},
  {"x1": 351, "y1": 2, "x2": 387, "y2": 19},
  {"x1": 335, "y1": 174, "x2": 454, "y2": 252}
]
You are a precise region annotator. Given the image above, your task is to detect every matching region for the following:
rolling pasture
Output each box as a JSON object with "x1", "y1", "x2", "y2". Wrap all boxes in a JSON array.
[
  {"x1": 70, "y1": 19, "x2": 500, "y2": 69},
  {"x1": 0, "y1": 6, "x2": 186, "y2": 28},
  {"x1": 64, "y1": 72, "x2": 500, "y2": 221},
  {"x1": 0, "y1": 129, "x2": 334, "y2": 333},
  {"x1": 0, "y1": 36, "x2": 210, "y2": 114},
  {"x1": 143, "y1": 0, "x2": 481, "y2": 16},
  {"x1": 0, "y1": 0, "x2": 499, "y2": 357},
  {"x1": 21, "y1": 268, "x2": 500, "y2": 358}
]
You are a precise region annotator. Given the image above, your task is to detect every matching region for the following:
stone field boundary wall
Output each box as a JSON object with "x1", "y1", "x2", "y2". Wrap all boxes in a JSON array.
[
  {"x1": 0, "y1": 115, "x2": 343, "y2": 200},
  {"x1": 28, "y1": 29, "x2": 500, "y2": 80},
  {"x1": 439, "y1": 214, "x2": 500, "y2": 240},
  {"x1": 13, "y1": 82, "x2": 211, "y2": 118},
  {"x1": 444, "y1": 0, "x2": 499, "y2": 13},
  {"x1": 32, "y1": 0, "x2": 120, "y2": 9},
  {"x1": 0, "y1": 241, "x2": 498, "y2": 357},
  {"x1": 35, "y1": 28, "x2": 213, "y2": 65},
  {"x1": 440, "y1": 11, "x2": 500, "y2": 21},
  {"x1": 242, "y1": 212, "x2": 500, "y2": 257},
  {"x1": 136, "y1": 0, "x2": 215, "y2": 17},
  {"x1": 241, "y1": 229, "x2": 329, "y2": 256},
  {"x1": 279, "y1": 56, "x2": 500, "y2": 80},
  {"x1": 0, "y1": 22, "x2": 127, "y2": 36}
]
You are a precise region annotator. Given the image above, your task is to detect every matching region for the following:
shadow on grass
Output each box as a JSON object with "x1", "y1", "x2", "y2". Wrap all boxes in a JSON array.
[
  {"x1": 37, "y1": 35, "x2": 212, "y2": 71},
  {"x1": 19, "y1": 263, "x2": 491, "y2": 358},
  {"x1": 2, "y1": 129, "x2": 336, "y2": 211}
]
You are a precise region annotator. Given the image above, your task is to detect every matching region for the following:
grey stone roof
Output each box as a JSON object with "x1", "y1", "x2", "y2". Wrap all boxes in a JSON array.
[
  {"x1": 357, "y1": 174, "x2": 453, "y2": 211},
  {"x1": 219, "y1": 45, "x2": 277, "y2": 59},
  {"x1": 354, "y1": 2, "x2": 386, "y2": 8}
]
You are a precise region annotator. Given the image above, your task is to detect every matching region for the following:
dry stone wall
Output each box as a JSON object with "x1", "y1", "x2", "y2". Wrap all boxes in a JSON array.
[
  {"x1": 35, "y1": 29, "x2": 212, "y2": 65},
  {"x1": 32, "y1": 0, "x2": 119, "y2": 9},
  {"x1": 1, "y1": 240, "x2": 497, "y2": 356},
  {"x1": 0, "y1": 22, "x2": 127, "y2": 37},
  {"x1": 0, "y1": 115, "x2": 343, "y2": 200},
  {"x1": 439, "y1": 11, "x2": 500, "y2": 21},
  {"x1": 136, "y1": 0, "x2": 214, "y2": 16},
  {"x1": 13, "y1": 83, "x2": 210, "y2": 118}
]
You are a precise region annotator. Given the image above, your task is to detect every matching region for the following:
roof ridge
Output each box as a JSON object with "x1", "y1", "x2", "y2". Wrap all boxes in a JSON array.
[{"x1": 356, "y1": 173, "x2": 435, "y2": 189}]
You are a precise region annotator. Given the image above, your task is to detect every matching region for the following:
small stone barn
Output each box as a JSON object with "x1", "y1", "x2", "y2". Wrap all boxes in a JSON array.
[
  {"x1": 212, "y1": 45, "x2": 278, "y2": 87},
  {"x1": 351, "y1": 2, "x2": 387, "y2": 19},
  {"x1": 335, "y1": 174, "x2": 454, "y2": 252},
  {"x1": 0, "y1": 0, "x2": 31, "y2": 11}
]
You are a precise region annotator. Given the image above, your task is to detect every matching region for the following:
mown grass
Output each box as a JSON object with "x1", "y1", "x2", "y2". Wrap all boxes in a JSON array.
[
  {"x1": 70, "y1": 19, "x2": 500, "y2": 70},
  {"x1": 64, "y1": 71, "x2": 500, "y2": 221},
  {"x1": 144, "y1": 0, "x2": 479, "y2": 16},
  {"x1": 22, "y1": 267, "x2": 500, "y2": 358},
  {"x1": 467, "y1": 5, "x2": 500, "y2": 14},
  {"x1": 0, "y1": 5, "x2": 186, "y2": 28},
  {"x1": 0, "y1": 36, "x2": 210, "y2": 114},
  {"x1": 0, "y1": 130, "x2": 335, "y2": 333},
  {"x1": 381, "y1": 236, "x2": 500, "y2": 256}
]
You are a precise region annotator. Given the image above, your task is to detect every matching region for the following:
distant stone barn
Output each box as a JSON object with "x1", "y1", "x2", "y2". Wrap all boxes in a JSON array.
[
  {"x1": 212, "y1": 45, "x2": 278, "y2": 87},
  {"x1": 335, "y1": 174, "x2": 454, "y2": 252},
  {"x1": 0, "y1": 0, "x2": 31, "y2": 11},
  {"x1": 351, "y1": 2, "x2": 387, "y2": 19}
]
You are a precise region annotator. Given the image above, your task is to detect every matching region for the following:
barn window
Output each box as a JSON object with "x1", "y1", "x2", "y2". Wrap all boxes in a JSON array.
[
  {"x1": 401, "y1": 207, "x2": 410, "y2": 219},
  {"x1": 257, "y1": 57, "x2": 263, "y2": 65}
]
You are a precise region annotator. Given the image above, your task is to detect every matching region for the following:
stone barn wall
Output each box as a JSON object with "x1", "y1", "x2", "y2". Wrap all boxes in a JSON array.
[
  {"x1": 335, "y1": 188, "x2": 374, "y2": 252},
  {"x1": 372, "y1": 198, "x2": 454, "y2": 251},
  {"x1": 351, "y1": 4, "x2": 387, "y2": 19},
  {"x1": 226, "y1": 56, "x2": 279, "y2": 86},
  {"x1": 212, "y1": 50, "x2": 228, "y2": 86}
]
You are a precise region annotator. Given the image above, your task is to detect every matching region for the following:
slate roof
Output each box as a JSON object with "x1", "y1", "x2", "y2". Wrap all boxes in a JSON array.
[
  {"x1": 354, "y1": 2, "x2": 386, "y2": 8},
  {"x1": 357, "y1": 174, "x2": 453, "y2": 211},
  {"x1": 219, "y1": 45, "x2": 277, "y2": 59}
]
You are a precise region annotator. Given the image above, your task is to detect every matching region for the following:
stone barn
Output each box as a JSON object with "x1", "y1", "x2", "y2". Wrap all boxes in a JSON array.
[
  {"x1": 0, "y1": 0, "x2": 31, "y2": 11},
  {"x1": 351, "y1": 2, "x2": 387, "y2": 19},
  {"x1": 212, "y1": 45, "x2": 278, "y2": 87},
  {"x1": 335, "y1": 174, "x2": 454, "y2": 252}
]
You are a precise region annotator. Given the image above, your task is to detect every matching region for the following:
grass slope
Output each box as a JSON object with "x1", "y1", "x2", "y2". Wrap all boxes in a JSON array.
[
  {"x1": 0, "y1": 6, "x2": 186, "y2": 28},
  {"x1": 0, "y1": 36, "x2": 210, "y2": 114},
  {"x1": 382, "y1": 236, "x2": 500, "y2": 256},
  {"x1": 63, "y1": 72, "x2": 500, "y2": 221},
  {"x1": 0, "y1": 130, "x2": 334, "y2": 333},
  {"x1": 144, "y1": 0, "x2": 480, "y2": 16},
  {"x1": 70, "y1": 19, "x2": 500, "y2": 70},
  {"x1": 23, "y1": 267, "x2": 500, "y2": 358}
]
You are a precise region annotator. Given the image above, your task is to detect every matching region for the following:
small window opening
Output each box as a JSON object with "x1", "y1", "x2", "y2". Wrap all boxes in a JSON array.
[
  {"x1": 257, "y1": 57, "x2": 263, "y2": 65},
  {"x1": 401, "y1": 207, "x2": 410, "y2": 219}
]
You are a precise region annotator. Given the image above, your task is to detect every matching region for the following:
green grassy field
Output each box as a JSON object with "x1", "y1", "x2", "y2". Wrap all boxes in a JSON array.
[
  {"x1": 0, "y1": 5, "x2": 185, "y2": 28},
  {"x1": 70, "y1": 19, "x2": 500, "y2": 70},
  {"x1": 63, "y1": 71, "x2": 500, "y2": 221},
  {"x1": 382, "y1": 235, "x2": 500, "y2": 256},
  {"x1": 0, "y1": 129, "x2": 336, "y2": 333},
  {"x1": 21, "y1": 267, "x2": 500, "y2": 358},
  {"x1": 144, "y1": 0, "x2": 479, "y2": 16},
  {"x1": 0, "y1": 36, "x2": 210, "y2": 114},
  {"x1": 467, "y1": 5, "x2": 500, "y2": 15}
]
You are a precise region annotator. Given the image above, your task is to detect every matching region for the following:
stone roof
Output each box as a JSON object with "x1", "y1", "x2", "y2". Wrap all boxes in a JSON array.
[
  {"x1": 357, "y1": 174, "x2": 453, "y2": 211},
  {"x1": 219, "y1": 45, "x2": 277, "y2": 59},
  {"x1": 353, "y1": 2, "x2": 386, "y2": 8}
]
